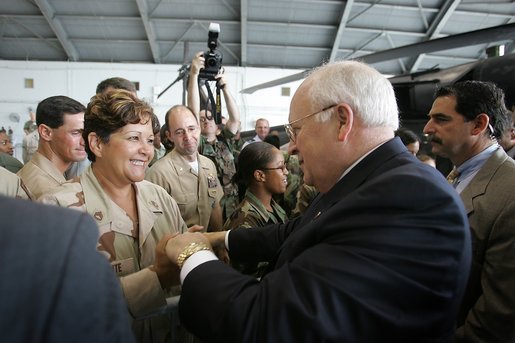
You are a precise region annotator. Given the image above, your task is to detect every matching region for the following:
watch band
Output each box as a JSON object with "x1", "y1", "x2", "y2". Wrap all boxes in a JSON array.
[{"x1": 177, "y1": 242, "x2": 211, "y2": 269}]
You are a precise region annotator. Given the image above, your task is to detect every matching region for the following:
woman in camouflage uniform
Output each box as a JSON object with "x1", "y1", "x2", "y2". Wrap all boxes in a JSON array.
[{"x1": 223, "y1": 142, "x2": 288, "y2": 277}]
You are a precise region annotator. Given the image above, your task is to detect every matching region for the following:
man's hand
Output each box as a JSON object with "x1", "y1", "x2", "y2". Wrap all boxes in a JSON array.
[
  {"x1": 164, "y1": 232, "x2": 212, "y2": 268},
  {"x1": 190, "y1": 52, "x2": 205, "y2": 77},
  {"x1": 214, "y1": 245, "x2": 230, "y2": 264},
  {"x1": 187, "y1": 225, "x2": 205, "y2": 233},
  {"x1": 215, "y1": 73, "x2": 227, "y2": 89},
  {"x1": 151, "y1": 233, "x2": 181, "y2": 289},
  {"x1": 203, "y1": 231, "x2": 227, "y2": 249}
]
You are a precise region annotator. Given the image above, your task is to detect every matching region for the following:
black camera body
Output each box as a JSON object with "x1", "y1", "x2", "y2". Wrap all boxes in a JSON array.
[{"x1": 199, "y1": 23, "x2": 223, "y2": 81}]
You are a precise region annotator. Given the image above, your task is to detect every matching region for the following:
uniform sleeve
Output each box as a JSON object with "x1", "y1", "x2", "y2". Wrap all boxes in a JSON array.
[{"x1": 119, "y1": 268, "x2": 168, "y2": 318}]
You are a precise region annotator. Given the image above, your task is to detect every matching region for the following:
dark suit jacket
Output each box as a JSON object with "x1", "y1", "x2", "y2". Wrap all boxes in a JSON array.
[
  {"x1": 455, "y1": 147, "x2": 515, "y2": 342},
  {"x1": 0, "y1": 196, "x2": 135, "y2": 343},
  {"x1": 179, "y1": 138, "x2": 472, "y2": 343}
]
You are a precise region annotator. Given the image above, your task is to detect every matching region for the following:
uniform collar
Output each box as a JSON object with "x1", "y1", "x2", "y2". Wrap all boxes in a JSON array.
[
  {"x1": 244, "y1": 190, "x2": 287, "y2": 224},
  {"x1": 31, "y1": 151, "x2": 67, "y2": 184},
  {"x1": 81, "y1": 166, "x2": 162, "y2": 247}
]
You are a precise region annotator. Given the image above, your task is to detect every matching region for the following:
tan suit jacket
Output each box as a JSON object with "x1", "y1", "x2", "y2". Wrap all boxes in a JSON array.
[{"x1": 455, "y1": 147, "x2": 515, "y2": 342}]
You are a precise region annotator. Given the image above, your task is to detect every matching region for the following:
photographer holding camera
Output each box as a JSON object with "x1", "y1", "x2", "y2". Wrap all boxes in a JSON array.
[{"x1": 188, "y1": 51, "x2": 242, "y2": 221}]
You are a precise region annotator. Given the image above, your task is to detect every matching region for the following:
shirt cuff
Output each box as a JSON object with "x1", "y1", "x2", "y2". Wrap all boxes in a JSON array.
[
  {"x1": 180, "y1": 250, "x2": 218, "y2": 283},
  {"x1": 225, "y1": 229, "x2": 231, "y2": 251}
]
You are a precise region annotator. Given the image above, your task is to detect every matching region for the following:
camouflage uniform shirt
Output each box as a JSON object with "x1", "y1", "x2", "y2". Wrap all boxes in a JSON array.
[
  {"x1": 199, "y1": 127, "x2": 239, "y2": 220},
  {"x1": 223, "y1": 190, "x2": 288, "y2": 277}
]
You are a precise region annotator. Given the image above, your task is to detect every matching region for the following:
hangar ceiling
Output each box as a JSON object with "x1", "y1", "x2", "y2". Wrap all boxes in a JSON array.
[{"x1": 0, "y1": 0, "x2": 514, "y2": 76}]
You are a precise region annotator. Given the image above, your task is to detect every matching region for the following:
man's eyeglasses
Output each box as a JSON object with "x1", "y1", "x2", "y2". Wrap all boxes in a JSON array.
[
  {"x1": 284, "y1": 104, "x2": 338, "y2": 143},
  {"x1": 173, "y1": 126, "x2": 199, "y2": 137},
  {"x1": 0, "y1": 140, "x2": 11, "y2": 145},
  {"x1": 261, "y1": 164, "x2": 288, "y2": 173}
]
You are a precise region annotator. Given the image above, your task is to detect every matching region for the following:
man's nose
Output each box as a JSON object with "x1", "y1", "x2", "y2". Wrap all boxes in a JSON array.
[
  {"x1": 288, "y1": 141, "x2": 298, "y2": 155},
  {"x1": 422, "y1": 120, "x2": 433, "y2": 134}
]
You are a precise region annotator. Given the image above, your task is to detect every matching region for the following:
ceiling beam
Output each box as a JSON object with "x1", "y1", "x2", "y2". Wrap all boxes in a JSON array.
[
  {"x1": 343, "y1": 31, "x2": 384, "y2": 60},
  {"x1": 149, "y1": 0, "x2": 165, "y2": 17},
  {"x1": 135, "y1": 0, "x2": 161, "y2": 63},
  {"x1": 240, "y1": 0, "x2": 248, "y2": 66},
  {"x1": 416, "y1": 0, "x2": 429, "y2": 29},
  {"x1": 329, "y1": 0, "x2": 353, "y2": 62},
  {"x1": 385, "y1": 32, "x2": 406, "y2": 74},
  {"x1": 34, "y1": 0, "x2": 79, "y2": 61},
  {"x1": 1, "y1": 16, "x2": 62, "y2": 52},
  {"x1": 221, "y1": 0, "x2": 239, "y2": 17},
  {"x1": 161, "y1": 22, "x2": 196, "y2": 62},
  {"x1": 409, "y1": 0, "x2": 461, "y2": 72},
  {"x1": 360, "y1": 23, "x2": 515, "y2": 65}
]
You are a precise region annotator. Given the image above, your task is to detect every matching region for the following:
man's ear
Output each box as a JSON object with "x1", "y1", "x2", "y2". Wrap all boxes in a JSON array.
[
  {"x1": 88, "y1": 132, "x2": 103, "y2": 158},
  {"x1": 38, "y1": 124, "x2": 53, "y2": 142},
  {"x1": 336, "y1": 103, "x2": 354, "y2": 141},
  {"x1": 471, "y1": 113, "x2": 490, "y2": 136}
]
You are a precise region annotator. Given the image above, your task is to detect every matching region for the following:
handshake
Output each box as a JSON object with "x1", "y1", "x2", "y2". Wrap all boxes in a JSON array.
[{"x1": 151, "y1": 230, "x2": 228, "y2": 289}]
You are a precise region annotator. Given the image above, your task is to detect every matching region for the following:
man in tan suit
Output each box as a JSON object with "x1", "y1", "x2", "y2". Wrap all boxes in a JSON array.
[{"x1": 424, "y1": 80, "x2": 515, "y2": 342}]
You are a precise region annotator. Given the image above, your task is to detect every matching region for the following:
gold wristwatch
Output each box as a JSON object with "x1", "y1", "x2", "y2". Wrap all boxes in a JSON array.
[{"x1": 177, "y1": 242, "x2": 211, "y2": 269}]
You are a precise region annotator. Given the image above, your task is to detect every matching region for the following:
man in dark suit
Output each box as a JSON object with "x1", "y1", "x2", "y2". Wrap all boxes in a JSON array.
[
  {"x1": 0, "y1": 196, "x2": 135, "y2": 342},
  {"x1": 424, "y1": 81, "x2": 515, "y2": 342},
  {"x1": 160, "y1": 61, "x2": 472, "y2": 342}
]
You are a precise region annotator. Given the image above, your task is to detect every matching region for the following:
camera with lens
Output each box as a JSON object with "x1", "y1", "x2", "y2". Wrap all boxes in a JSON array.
[{"x1": 199, "y1": 23, "x2": 223, "y2": 81}]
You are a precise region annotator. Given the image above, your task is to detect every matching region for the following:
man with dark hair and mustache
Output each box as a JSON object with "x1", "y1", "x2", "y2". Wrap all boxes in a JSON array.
[{"x1": 424, "y1": 80, "x2": 515, "y2": 342}]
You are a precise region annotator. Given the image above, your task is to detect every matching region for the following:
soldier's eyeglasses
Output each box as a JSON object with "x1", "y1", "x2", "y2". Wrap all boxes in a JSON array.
[{"x1": 262, "y1": 164, "x2": 288, "y2": 173}]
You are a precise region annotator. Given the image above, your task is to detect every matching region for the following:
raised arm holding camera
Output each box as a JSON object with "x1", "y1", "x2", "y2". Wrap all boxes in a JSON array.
[{"x1": 188, "y1": 49, "x2": 241, "y2": 221}]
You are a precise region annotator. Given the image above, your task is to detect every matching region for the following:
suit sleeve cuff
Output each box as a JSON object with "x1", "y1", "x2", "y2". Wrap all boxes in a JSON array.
[{"x1": 180, "y1": 250, "x2": 218, "y2": 283}]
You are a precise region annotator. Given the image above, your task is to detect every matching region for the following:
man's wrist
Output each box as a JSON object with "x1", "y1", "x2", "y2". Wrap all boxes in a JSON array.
[{"x1": 177, "y1": 242, "x2": 212, "y2": 269}]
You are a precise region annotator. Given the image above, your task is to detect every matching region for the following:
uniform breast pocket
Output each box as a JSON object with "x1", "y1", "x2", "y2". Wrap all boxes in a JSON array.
[{"x1": 173, "y1": 192, "x2": 194, "y2": 216}]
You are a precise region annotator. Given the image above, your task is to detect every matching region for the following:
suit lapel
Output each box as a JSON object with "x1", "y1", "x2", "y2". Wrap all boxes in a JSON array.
[{"x1": 460, "y1": 148, "x2": 508, "y2": 215}]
